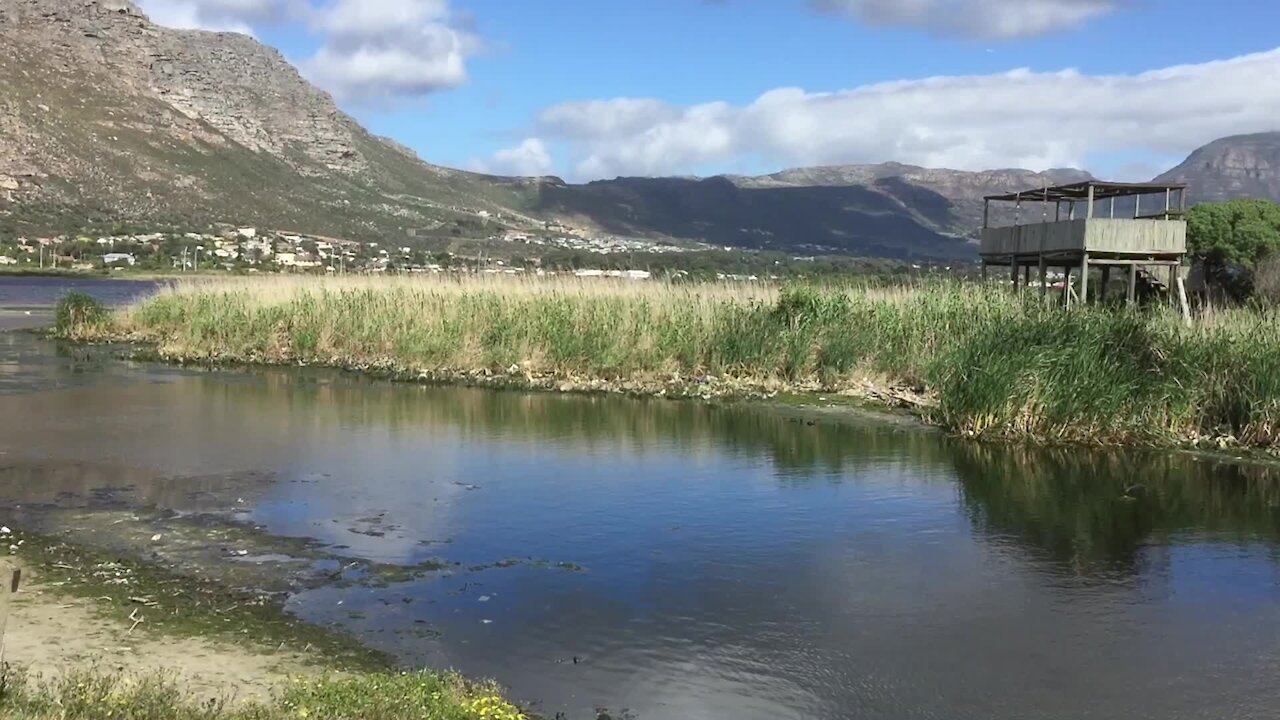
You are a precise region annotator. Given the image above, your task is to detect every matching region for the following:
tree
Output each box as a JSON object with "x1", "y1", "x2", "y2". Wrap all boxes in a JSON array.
[{"x1": 1187, "y1": 199, "x2": 1280, "y2": 270}]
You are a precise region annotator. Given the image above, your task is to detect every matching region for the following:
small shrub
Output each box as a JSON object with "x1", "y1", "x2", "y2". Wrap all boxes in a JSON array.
[{"x1": 54, "y1": 291, "x2": 109, "y2": 336}]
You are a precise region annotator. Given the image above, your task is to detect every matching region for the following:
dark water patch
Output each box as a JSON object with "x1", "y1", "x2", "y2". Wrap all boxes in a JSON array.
[{"x1": 0, "y1": 276, "x2": 161, "y2": 309}]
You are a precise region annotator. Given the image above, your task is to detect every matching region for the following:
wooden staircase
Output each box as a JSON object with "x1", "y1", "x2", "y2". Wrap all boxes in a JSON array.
[{"x1": 1136, "y1": 266, "x2": 1169, "y2": 295}]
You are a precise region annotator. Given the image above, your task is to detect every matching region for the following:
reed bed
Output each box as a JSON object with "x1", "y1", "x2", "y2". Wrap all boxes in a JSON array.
[{"x1": 58, "y1": 275, "x2": 1280, "y2": 448}]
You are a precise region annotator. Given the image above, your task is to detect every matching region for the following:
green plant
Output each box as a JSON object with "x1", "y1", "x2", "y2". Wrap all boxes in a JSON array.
[
  {"x1": 81, "y1": 275, "x2": 1280, "y2": 449},
  {"x1": 0, "y1": 666, "x2": 524, "y2": 720},
  {"x1": 54, "y1": 291, "x2": 109, "y2": 336},
  {"x1": 1187, "y1": 199, "x2": 1280, "y2": 270}
]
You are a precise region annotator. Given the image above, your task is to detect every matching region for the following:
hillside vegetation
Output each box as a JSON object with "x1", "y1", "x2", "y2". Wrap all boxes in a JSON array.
[{"x1": 57, "y1": 276, "x2": 1280, "y2": 449}]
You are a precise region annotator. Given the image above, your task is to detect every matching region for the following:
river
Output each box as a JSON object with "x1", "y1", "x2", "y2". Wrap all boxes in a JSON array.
[{"x1": 3, "y1": 277, "x2": 1280, "y2": 719}]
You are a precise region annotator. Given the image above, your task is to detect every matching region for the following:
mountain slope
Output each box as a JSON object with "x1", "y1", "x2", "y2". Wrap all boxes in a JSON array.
[
  {"x1": 534, "y1": 175, "x2": 973, "y2": 259},
  {"x1": 0, "y1": 0, "x2": 536, "y2": 238},
  {"x1": 1154, "y1": 132, "x2": 1280, "y2": 204},
  {"x1": 737, "y1": 164, "x2": 1093, "y2": 231},
  {"x1": 533, "y1": 165, "x2": 1093, "y2": 259}
]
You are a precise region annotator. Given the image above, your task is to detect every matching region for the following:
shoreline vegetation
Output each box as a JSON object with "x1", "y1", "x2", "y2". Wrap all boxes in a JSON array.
[
  {"x1": 2, "y1": 529, "x2": 531, "y2": 720},
  {"x1": 4, "y1": 667, "x2": 528, "y2": 720},
  {"x1": 51, "y1": 275, "x2": 1280, "y2": 450}
]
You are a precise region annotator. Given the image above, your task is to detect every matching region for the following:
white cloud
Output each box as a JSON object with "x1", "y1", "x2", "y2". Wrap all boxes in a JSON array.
[
  {"x1": 530, "y1": 48, "x2": 1280, "y2": 180},
  {"x1": 135, "y1": 0, "x2": 299, "y2": 32},
  {"x1": 302, "y1": 0, "x2": 480, "y2": 103},
  {"x1": 812, "y1": 0, "x2": 1121, "y2": 39},
  {"x1": 138, "y1": 0, "x2": 479, "y2": 103},
  {"x1": 473, "y1": 138, "x2": 556, "y2": 177}
]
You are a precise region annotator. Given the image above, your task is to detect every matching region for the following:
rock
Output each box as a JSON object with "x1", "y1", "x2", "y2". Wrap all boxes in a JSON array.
[{"x1": 1156, "y1": 132, "x2": 1280, "y2": 203}]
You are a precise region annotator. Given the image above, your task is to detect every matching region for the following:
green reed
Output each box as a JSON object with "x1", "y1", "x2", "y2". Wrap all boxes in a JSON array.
[{"x1": 63, "y1": 277, "x2": 1280, "y2": 448}]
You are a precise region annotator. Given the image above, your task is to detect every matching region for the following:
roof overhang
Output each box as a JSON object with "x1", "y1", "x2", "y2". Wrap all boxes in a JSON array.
[{"x1": 985, "y1": 181, "x2": 1188, "y2": 203}]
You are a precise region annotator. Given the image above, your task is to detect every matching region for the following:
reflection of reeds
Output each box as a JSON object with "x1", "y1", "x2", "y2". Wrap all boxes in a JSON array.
[
  {"x1": 65, "y1": 276, "x2": 1280, "y2": 448},
  {"x1": 951, "y1": 442, "x2": 1280, "y2": 572},
  {"x1": 192, "y1": 372, "x2": 958, "y2": 477}
]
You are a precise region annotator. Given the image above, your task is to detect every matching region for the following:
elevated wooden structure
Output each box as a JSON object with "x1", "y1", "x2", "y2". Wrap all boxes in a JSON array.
[{"x1": 980, "y1": 181, "x2": 1190, "y2": 316}]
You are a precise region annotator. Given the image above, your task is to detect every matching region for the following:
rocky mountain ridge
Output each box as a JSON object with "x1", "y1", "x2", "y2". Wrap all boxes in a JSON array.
[
  {"x1": 1154, "y1": 132, "x2": 1280, "y2": 204},
  {"x1": 0, "y1": 0, "x2": 536, "y2": 239}
]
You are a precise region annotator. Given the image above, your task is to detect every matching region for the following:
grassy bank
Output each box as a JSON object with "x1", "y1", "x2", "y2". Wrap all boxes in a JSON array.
[
  {"x1": 2, "y1": 525, "x2": 530, "y2": 719},
  {"x1": 55, "y1": 275, "x2": 1280, "y2": 448},
  {"x1": 1, "y1": 668, "x2": 527, "y2": 720}
]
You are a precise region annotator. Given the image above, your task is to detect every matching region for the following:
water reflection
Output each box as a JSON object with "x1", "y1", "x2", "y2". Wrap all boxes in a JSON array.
[
  {"x1": 4, "y1": 332, "x2": 1280, "y2": 718},
  {"x1": 953, "y1": 443, "x2": 1280, "y2": 574}
]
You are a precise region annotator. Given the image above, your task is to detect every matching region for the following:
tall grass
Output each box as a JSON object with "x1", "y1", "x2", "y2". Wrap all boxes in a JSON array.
[
  {"x1": 64, "y1": 275, "x2": 1280, "y2": 448},
  {"x1": 0, "y1": 667, "x2": 525, "y2": 720}
]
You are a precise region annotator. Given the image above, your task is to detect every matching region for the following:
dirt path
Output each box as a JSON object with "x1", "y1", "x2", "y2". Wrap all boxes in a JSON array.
[{"x1": 4, "y1": 565, "x2": 321, "y2": 703}]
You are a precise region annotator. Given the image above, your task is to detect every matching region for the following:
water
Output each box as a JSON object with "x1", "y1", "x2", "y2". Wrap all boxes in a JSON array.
[
  {"x1": 4, "y1": 280, "x2": 1280, "y2": 719},
  {"x1": 0, "y1": 276, "x2": 160, "y2": 330},
  {"x1": 0, "y1": 275, "x2": 160, "y2": 308}
]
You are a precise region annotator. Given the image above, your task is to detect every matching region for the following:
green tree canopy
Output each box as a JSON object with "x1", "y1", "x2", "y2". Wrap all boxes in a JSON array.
[{"x1": 1187, "y1": 199, "x2": 1280, "y2": 268}]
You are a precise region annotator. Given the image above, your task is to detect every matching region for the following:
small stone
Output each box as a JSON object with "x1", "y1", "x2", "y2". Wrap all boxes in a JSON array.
[{"x1": 150, "y1": 533, "x2": 162, "y2": 542}]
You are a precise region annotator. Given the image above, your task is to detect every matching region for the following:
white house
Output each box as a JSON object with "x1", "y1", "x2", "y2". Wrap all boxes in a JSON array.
[{"x1": 102, "y1": 252, "x2": 135, "y2": 266}]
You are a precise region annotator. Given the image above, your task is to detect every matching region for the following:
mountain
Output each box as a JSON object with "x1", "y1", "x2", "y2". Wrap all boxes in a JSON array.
[
  {"x1": 1154, "y1": 132, "x2": 1280, "y2": 203},
  {"x1": 533, "y1": 175, "x2": 970, "y2": 259},
  {"x1": 5, "y1": 1, "x2": 1275, "y2": 262},
  {"x1": 736, "y1": 165, "x2": 1093, "y2": 230},
  {"x1": 530, "y1": 165, "x2": 1092, "y2": 259},
  {"x1": 0, "y1": 0, "x2": 539, "y2": 239},
  {"x1": 0, "y1": 0, "x2": 1082, "y2": 260}
]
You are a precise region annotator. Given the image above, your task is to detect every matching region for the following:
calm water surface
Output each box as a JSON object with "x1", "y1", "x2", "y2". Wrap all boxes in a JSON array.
[
  {"x1": 0, "y1": 275, "x2": 160, "y2": 308},
  {"x1": 3, "y1": 280, "x2": 1280, "y2": 719},
  {"x1": 0, "y1": 276, "x2": 161, "y2": 330}
]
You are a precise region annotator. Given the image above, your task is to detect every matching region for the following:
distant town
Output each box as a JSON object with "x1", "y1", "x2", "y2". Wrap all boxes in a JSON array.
[
  {"x1": 0, "y1": 223, "x2": 931, "y2": 281},
  {"x1": 0, "y1": 224, "x2": 701, "y2": 277}
]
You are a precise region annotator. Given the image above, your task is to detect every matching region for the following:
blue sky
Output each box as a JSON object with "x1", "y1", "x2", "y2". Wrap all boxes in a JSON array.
[{"x1": 138, "y1": 0, "x2": 1280, "y2": 181}]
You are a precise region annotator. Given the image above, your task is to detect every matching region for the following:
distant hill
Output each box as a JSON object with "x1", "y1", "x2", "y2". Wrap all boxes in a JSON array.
[
  {"x1": 735, "y1": 164, "x2": 1093, "y2": 230},
  {"x1": 530, "y1": 165, "x2": 1093, "y2": 260},
  {"x1": 0, "y1": 0, "x2": 540, "y2": 240},
  {"x1": 532, "y1": 175, "x2": 966, "y2": 259},
  {"x1": 1154, "y1": 132, "x2": 1280, "y2": 204}
]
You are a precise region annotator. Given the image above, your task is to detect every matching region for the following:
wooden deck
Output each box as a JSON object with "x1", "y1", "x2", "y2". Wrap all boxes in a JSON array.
[{"x1": 980, "y1": 218, "x2": 1186, "y2": 262}]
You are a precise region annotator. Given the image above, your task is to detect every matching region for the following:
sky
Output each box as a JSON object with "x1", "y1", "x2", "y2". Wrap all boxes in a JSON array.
[{"x1": 133, "y1": 0, "x2": 1280, "y2": 182}]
